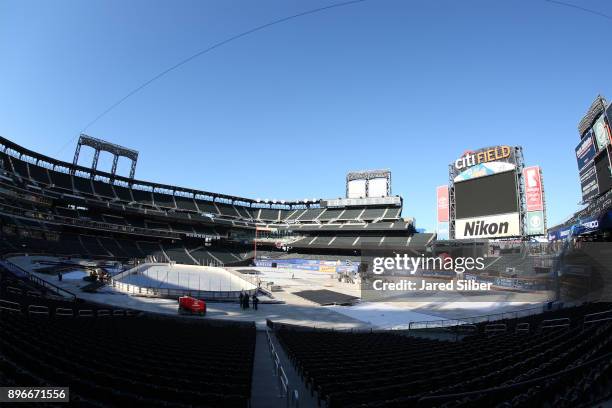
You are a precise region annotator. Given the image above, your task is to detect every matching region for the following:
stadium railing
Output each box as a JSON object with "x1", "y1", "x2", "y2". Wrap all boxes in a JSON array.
[
  {"x1": 0, "y1": 259, "x2": 76, "y2": 301},
  {"x1": 110, "y1": 279, "x2": 256, "y2": 300},
  {"x1": 584, "y1": 309, "x2": 612, "y2": 325},
  {"x1": 266, "y1": 327, "x2": 300, "y2": 407},
  {"x1": 407, "y1": 303, "x2": 548, "y2": 330}
]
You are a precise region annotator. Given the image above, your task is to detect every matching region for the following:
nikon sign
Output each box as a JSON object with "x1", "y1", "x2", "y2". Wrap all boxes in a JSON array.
[{"x1": 455, "y1": 213, "x2": 520, "y2": 239}]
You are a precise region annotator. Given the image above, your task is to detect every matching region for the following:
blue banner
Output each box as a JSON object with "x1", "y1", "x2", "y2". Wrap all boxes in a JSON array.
[
  {"x1": 576, "y1": 131, "x2": 597, "y2": 171},
  {"x1": 254, "y1": 258, "x2": 358, "y2": 273}
]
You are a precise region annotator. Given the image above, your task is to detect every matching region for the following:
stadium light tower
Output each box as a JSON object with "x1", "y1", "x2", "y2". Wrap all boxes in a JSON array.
[{"x1": 73, "y1": 134, "x2": 139, "y2": 179}]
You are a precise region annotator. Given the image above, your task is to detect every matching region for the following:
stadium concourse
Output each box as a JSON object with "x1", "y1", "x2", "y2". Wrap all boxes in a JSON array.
[{"x1": 1, "y1": 134, "x2": 612, "y2": 407}]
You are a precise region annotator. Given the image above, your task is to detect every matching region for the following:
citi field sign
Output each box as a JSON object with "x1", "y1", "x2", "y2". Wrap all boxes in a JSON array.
[{"x1": 454, "y1": 146, "x2": 513, "y2": 171}]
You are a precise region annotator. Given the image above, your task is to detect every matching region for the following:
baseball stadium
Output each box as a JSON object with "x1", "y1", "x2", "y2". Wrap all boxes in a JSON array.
[{"x1": 2, "y1": 1, "x2": 612, "y2": 408}]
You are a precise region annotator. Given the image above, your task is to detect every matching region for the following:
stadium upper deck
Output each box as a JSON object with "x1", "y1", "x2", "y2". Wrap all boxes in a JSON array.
[
  {"x1": 0, "y1": 136, "x2": 407, "y2": 226},
  {"x1": 0, "y1": 136, "x2": 433, "y2": 263}
]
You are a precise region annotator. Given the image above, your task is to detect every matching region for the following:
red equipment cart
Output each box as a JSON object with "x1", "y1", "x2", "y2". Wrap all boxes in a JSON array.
[{"x1": 178, "y1": 296, "x2": 206, "y2": 315}]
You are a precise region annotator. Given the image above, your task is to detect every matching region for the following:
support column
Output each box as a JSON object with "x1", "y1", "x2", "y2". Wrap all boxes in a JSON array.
[{"x1": 111, "y1": 154, "x2": 119, "y2": 177}]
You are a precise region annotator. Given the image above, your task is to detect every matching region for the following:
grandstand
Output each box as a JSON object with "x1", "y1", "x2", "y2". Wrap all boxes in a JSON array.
[
  {"x1": 0, "y1": 136, "x2": 429, "y2": 266},
  {"x1": 274, "y1": 301, "x2": 612, "y2": 407}
]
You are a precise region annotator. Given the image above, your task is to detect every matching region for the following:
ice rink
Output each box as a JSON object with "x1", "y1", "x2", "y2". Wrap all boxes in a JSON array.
[{"x1": 117, "y1": 264, "x2": 257, "y2": 292}]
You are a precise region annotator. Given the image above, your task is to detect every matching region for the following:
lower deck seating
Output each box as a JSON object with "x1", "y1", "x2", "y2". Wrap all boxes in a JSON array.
[
  {"x1": 0, "y1": 266, "x2": 255, "y2": 408},
  {"x1": 186, "y1": 246, "x2": 247, "y2": 266},
  {"x1": 164, "y1": 245, "x2": 197, "y2": 265},
  {"x1": 0, "y1": 311, "x2": 256, "y2": 408},
  {"x1": 276, "y1": 303, "x2": 612, "y2": 408}
]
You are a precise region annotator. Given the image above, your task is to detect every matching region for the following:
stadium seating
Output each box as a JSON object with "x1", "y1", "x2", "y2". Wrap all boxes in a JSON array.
[
  {"x1": 275, "y1": 302, "x2": 612, "y2": 408},
  {"x1": 73, "y1": 175, "x2": 95, "y2": 196},
  {"x1": 297, "y1": 208, "x2": 325, "y2": 221},
  {"x1": 28, "y1": 163, "x2": 51, "y2": 185},
  {"x1": 337, "y1": 208, "x2": 364, "y2": 220},
  {"x1": 173, "y1": 194, "x2": 198, "y2": 212},
  {"x1": 194, "y1": 199, "x2": 219, "y2": 214},
  {"x1": 318, "y1": 209, "x2": 344, "y2": 221},
  {"x1": 216, "y1": 203, "x2": 241, "y2": 218},
  {"x1": 235, "y1": 206, "x2": 253, "y2": 219},
  {"x1": 258, "y1": 209, "x2": 280, "y2": 222},
  {"x1": 10, "y1": 158, "x2": 29, "y2": 179},
  {"x1": 131, "y1": 188, "x2": 155, "y2": 206},
  {"x1": 382, "y1": 207, "x2": 402, "y2": 220},
  {"x1": 274, "y1": 252, "x2": 361, "y2": 262},
  {"x1": 49, "y1": 170, "x2": 75, "y2": 191},
  {"x1": 0, "y1": 261, "x2": 256, "y2": 408},
  {"x1": 113, "y1": 183, "x2": 135, "y2": 202},
  {"x1": 153, "y1": 192, "x2": 177, "y2": 209},
  {"x1": 0, "y1": 312, "x2": 255, "y2": 407},
  {"x1": 92, "y1": 179, "x2": 117, "y2": 198},
  {"x1": 285, "y1": 209, "x2": 306, "y2": 221},
  {"x1": 0, "y1": 135, "x2": 424, "y2": 267}
]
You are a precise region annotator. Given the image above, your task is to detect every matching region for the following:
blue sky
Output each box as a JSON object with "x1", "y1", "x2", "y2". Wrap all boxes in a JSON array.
[{"x1": 1, "y1": 0, "x2": 611, "y2": 231}]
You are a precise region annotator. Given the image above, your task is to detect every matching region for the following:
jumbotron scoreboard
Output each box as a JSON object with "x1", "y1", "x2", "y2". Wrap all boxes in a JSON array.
[
  {"x1": 575, "y1": 95, "x2": 612, "y2": 203},
  {"x1": 443, "y1": 145, "x2": 546, "y2": 240}
]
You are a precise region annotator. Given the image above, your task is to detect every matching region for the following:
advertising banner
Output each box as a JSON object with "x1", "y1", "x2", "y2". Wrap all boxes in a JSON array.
[
  {"x1": 577, "y1": 216, "x2": 600, "y2": 235},
  {"x1": 547, "y1": 215, "x2": 601, "y2": 241},
  {"x1": 455, "y1": 212, "x2": 521, "y2": 239},
  {"x1": 437, "y1": 221, "x2": 449, "y2": 240},
  {"x1": 526, "y1": 211, "x2": 545, "y2": 235},
  {"x1": 580, "y1": 163, "x2": 599, "y2": 202},
  {"x1": 436, "y1": 185, "x2": 449, "y2": 222},
  {"x1": 548, "y1": 226, "x2": 572, "y2": 241},
  {"x1": 523, "y1": 166, "x2": 544, "y2": 211},
  {"x1": 575, "y1": 131, "x2": 597, "y2": 171},
  {"x1": 595, "y1": 145, "x2": 612, "y2": 195},
  {"x1": 593, "y1": 114, "x2": 611, "y2": 151},
  {"x1": 254, "y1": 258, "x2": 358, "y2": 273}
]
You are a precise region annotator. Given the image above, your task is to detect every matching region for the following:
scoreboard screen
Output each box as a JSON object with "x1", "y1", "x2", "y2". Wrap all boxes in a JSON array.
[{"x1": 455, "y1": 171, "x2": 519, "y2": 219}]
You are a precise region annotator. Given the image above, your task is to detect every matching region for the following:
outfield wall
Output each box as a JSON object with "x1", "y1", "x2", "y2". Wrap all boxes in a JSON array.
[{"x1": 254, "y1": 258, "x2": 359, "y2": 273}]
